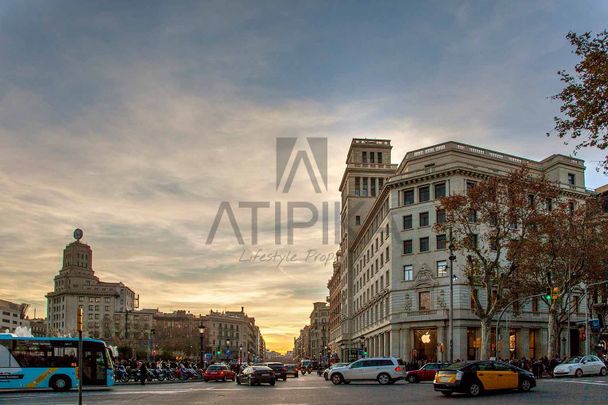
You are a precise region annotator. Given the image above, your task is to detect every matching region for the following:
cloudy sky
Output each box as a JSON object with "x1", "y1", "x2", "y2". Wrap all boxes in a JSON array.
[{"x1": 1, "y1": 0, "x2": 607, "y2": 353}]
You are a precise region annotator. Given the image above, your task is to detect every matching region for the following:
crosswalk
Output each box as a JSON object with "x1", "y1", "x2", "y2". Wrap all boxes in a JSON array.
[{"x1": 544, "y1": 377, "x2": 608, "y2": 387}]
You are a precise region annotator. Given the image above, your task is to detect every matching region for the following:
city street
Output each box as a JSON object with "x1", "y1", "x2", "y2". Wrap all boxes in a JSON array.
[{"x1": 1, "y1": 375, "x2": 607, "y2": 405}]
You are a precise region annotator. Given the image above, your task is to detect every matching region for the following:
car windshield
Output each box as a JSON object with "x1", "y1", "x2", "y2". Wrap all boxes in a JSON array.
[
  {"x1": 330, "y1": 363, "x2": 347, "y2": 369},
  {"x1": 443, "y1": 362, "x2": 468, "y2": 370},
  {"x1": 563, "y1": 357, "x2": 583, "y2": 364},
  {"x1": 207, "y1": 365, "x2": 222, "y2": 370},
  {"x1": 252, "y1": 366, "x2": 272, "y2": 371}
]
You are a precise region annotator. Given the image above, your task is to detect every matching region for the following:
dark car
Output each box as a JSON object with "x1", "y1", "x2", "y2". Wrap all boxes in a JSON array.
[
  {"x1": 433, "y1": 360, "x2": 536, "y2": 397},
  {"x1": 260, "y1": 362, "x2": 287, "y2": 381},
  {"x1": 284, "y1": 364, "x2": 299, "y2": 378},
  {"x1": 406, "y1": 362, "x2": 449, "y2": 383},
  {"x1": 203, "y1": 364, "x2": 235, "y2": 382},
  {"x1": 236, "y1": 366, "x2": 276, "y2": 386}
]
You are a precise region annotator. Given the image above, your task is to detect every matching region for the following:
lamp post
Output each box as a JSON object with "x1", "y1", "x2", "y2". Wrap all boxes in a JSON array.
[
  {"x1": 340, "y1": 343, "x2": 345, "y2": 363},
  {"x1": 239, "y1": 345, "x2": 243, "y2": 365},
  {"x1": 226, "y1": 339, "x2": 231, "y2": 361},
  {"x1": 198, "y1": 324, "x2": 205, "y2": 368},
  {"x1": 448, "y1": 227, "x2": 456, "y2": 364}
]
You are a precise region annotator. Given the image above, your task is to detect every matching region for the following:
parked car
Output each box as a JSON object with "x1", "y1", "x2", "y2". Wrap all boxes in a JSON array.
[
  {"x1": 406, "y1": 362, "x2": 449, "y2": 383},
  {"x1": 433, "y1": 360, "x2": 535, "y2": 397},
  {"x1": 261, "y1": 362, "x2": 288, "y2": 381},
  {"x1": 329, "y1": 357, "x2": 404, "y2": 385},
  {"x1": 204, "y1": 364, "x2": 235, "y2": 382},
  {"x1": 323, "y1": 363, "x2": 349, "y2": 380},
  {"x1": 553, "y1": 355, "x2": 607, "y2": 377},
  {"x1": 236, "y1": 366, "x2": 276, "y2": 386},
  {"x1": 284, "y1": 364, "x2": 299, "y2": 378}
]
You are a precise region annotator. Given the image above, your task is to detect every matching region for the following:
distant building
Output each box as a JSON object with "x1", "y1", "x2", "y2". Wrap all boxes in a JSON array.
[
  {"x1": 0, "y1": 299, "x2": 29, "y2": 333},
  {"x1": 46, "y1": 229, "x2": 138, "y2": 338},
  {"x1": 29, "y1": 318, "x2": 48, "y2": 337},
  {"x1": 309, "y1": 302, "x2": 329, "y2": 361}
]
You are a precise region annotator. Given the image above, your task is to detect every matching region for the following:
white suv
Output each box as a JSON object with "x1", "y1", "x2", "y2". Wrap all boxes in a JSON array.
[{"x1": 329, "y1": 357, "x2": 404, "y2": 385}]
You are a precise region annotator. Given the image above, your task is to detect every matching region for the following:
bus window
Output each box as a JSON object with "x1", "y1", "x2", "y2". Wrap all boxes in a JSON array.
[{"x1": 0, "y1": 340, "x2": 18, "y2": 368}]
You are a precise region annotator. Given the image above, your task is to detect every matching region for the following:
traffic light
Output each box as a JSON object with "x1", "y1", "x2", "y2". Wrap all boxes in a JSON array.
[
  {"x1": 551, "y1": 287, "x2": 559, "y2": 301},
  {"x1": 76, "y1": 307, "x2": 83, "y2": 333},
  {"x1": 216, "y1": 351, "x2": 221, "y2": 355},
  {"x1": 545, "y1": 288, "x2": 552, "y2": 301},
  {"x1": 363, "y1": 347, "x2": 368, "y2": 356}
]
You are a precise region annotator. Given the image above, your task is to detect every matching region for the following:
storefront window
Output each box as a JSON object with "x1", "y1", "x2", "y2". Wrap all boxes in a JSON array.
[{"x1": 413, "y1": 329, "x2": 437, "y2": 361}]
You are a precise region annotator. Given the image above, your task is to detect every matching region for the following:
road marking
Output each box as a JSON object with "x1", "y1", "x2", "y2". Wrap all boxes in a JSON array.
[{"x1": 544, "y1": 379, "x2": 608, "y2": 387}]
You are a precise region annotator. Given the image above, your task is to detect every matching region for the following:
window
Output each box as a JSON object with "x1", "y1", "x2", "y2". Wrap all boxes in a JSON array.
[
  {"x1": 436, "y1": 209, "x2": 446, "y2": 224},
  {"x1": 532, "y1": 297, "x2": 539, "y2": 313},
  {"x1": 403, "y1": 190, "x2": 414, "y2": 205},
  {"x1": 419, "y1": 212, "x2": 429, "y2": 227},
  {"x1": 567, "y1": 173, "x2": 575, "y2": 186},
  {"x1": 403, "y1": 265, "x2": 413, "y2": 281},
  {"x1": 468, "y1": 234, "x2": 478, "y2": 249},
  {"x1": 468, "y1": 209, "x2": 477, "y2": 223},
  {"x1": 403, "y1": 240, "x2": 413, "y2": 254},
  {"x1": 377, "y1": 152, "x2": 383, "y2": 163},
  {"x1": 79, "y1": 297, "x2": 84, "y2": 302},
  {"x1": 362, "y1": 151, "x2": 367, "y2": 163},
  {"x1": 434, "y1": 183, "x2": 446, "y2": 199},
  {"x1": 403, "y1": 215, "x2": 413, "y2": 230},
  {"x1": 379, "y1": 177, "x2": 384, "y2": 190},
  {"x1": 385, "y1": 247, "x2": 389, "y2": 262},
  {"x1": 546, "y1": 198, "x2": 553, "y2": 211},
  {"x1": 362, "y1": 177, "x2": 368, "y2": 196},
  {"x1": 419, "y1": 292, "x2": 431, "y2": 310},
  {"x1": 355, "y1": 177, "x2": 360, "y2": 196},
  {"x1": 370, "y1": 152, "x2": 375, "y2": 163},
  {"x1": 419, "y1": 237, "x2": 429, "y2": 252},
  {"x1": 436, "y1": 234, "x2": 447, "y2": 250},
  {"x1": 466, "y1": 180, "x2": 476, "y2": 192},
  {"x1": 419, "y1": 186, "x2": 430, "y2": 202},
  {"x1": 355, "y1": 215, "x2": 361, "y2": 225},
  {"x1": 437, "y1": 260, "x2": 448, "y2": 277},
  {"x1": 371, "y1": 178, "x2": 376, "y2": 197}
]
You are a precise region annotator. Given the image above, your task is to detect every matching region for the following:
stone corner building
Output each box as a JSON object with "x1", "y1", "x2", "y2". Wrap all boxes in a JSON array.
[
  {"x1": 46, "y1": 231, "x2": 137, "y2": 339},
  {"x1": 328, "y1": 138, "x2": 590, "y2": 363}
]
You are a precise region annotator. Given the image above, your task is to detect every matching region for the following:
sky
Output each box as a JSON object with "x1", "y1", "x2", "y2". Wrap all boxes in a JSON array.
[{"x1": 0, "y1": 0, "x2": 607, "y2": 353}]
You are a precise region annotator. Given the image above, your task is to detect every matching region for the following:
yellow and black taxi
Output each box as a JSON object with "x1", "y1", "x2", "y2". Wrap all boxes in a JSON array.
[{"x1": 433, "y1": 360, "x2": 536, "y2": 397}]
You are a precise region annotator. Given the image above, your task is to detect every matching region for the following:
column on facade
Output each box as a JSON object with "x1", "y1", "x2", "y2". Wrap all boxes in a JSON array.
[
  {"x1": 498, "y1": 325, "x2": 510, "y2": 359},
  {"x1": 384, "y1": 332, "x2": 390, "y2": 357},
  {"x1": 379, "y1": 334, "x2": 385, "y2": 356},
  {"x1": 390, "y1": 329, "x2": 400, "y2": 358},
  {"x1": 452, "y1": 326, "x2": 467, "y2": 362},
  {"x1": 400, "y1": 328, "x2": 410, "y2": 360}
]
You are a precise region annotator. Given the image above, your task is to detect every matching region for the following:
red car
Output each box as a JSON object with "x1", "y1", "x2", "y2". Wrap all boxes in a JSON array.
[
  {"x1": 406, "y1": 362, "x2": 449, "y2": 383},
  {"x1": 204, "y1": 364, "x2": 236, "y2": 382}
]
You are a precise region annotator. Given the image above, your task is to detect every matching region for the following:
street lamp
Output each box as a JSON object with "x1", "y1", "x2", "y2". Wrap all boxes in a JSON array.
[
  {"x1": 226, "y1": 339, "x2": 231, "y2": 361},
  {"x1": 448, "y1": 227, "x2": 456, "y2": 364},
  {"x1": 198, "y1": 324, "x2": 205, "y2": 368},
  {"x1": 239, "y1": 345, "x2": 243, "y2": 365}
]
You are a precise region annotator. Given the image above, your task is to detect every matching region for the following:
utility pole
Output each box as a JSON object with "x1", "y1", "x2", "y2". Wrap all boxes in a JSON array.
[
  {"x1": 77, "y1": 307, "x2": 83, "y2": 405},
  {"x1": 448, "y1": 227, "x2": 456, "y2": 363}
]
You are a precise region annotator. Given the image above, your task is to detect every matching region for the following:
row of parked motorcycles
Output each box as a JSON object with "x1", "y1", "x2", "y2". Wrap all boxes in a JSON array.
[{"x1": 114, "y1": 365, "x2": 203, "y2": 383}]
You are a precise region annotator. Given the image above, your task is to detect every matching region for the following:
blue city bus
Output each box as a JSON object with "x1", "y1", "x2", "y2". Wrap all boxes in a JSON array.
[{"x1": 0, "y1": 333, "x2": 114, "y2": 391}]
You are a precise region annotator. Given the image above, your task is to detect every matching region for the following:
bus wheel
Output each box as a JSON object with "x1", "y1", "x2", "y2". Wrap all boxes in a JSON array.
[{"x1": 50, "y1": 375, "x2": 72, "y2": 392}]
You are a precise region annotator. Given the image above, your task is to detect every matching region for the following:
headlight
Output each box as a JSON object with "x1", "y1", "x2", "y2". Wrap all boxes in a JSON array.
[{"x1": 456, "y1": 371, "x2": 463, "y2": 381}]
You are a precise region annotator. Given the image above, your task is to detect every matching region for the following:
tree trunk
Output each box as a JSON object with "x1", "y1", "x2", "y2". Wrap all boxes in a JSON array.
[
  {"x1": 480, "y1": 317, "x2": 492, "y2": 360},
  {"x1": 547, "y1": 305, "x2": 559, "y2": 358}
]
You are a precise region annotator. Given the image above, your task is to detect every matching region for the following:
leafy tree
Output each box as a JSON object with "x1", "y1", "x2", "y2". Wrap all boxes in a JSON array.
[
  {"x1": 550, "y1": 31, "x2": 608, "y2": 172},
  {"x1": 436, "y1": 167, "x2": 559, "y2": 359},
  {"x1": 516, "y1": 197, "x2": 608, "y2": 358}
]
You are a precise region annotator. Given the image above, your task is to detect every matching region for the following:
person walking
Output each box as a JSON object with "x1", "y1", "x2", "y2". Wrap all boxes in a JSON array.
[{"x1": 139, "y1": 361, "x2": 147, "y2": 385}]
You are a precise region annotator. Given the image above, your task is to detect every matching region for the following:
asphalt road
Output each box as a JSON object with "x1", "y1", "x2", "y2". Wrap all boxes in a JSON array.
[{"x1": 1, "y1": 374, "x2": 607, "y2": 404}]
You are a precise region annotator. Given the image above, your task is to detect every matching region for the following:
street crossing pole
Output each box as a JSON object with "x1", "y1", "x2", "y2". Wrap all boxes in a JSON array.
[{"x1": 77, "y1": 307, "x2": 83, "y2": 405}]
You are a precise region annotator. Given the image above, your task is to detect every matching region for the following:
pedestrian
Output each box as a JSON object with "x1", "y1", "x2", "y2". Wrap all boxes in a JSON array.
[{"x1": 139, "y1": 361, "x2": 147, "y2": 385}]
